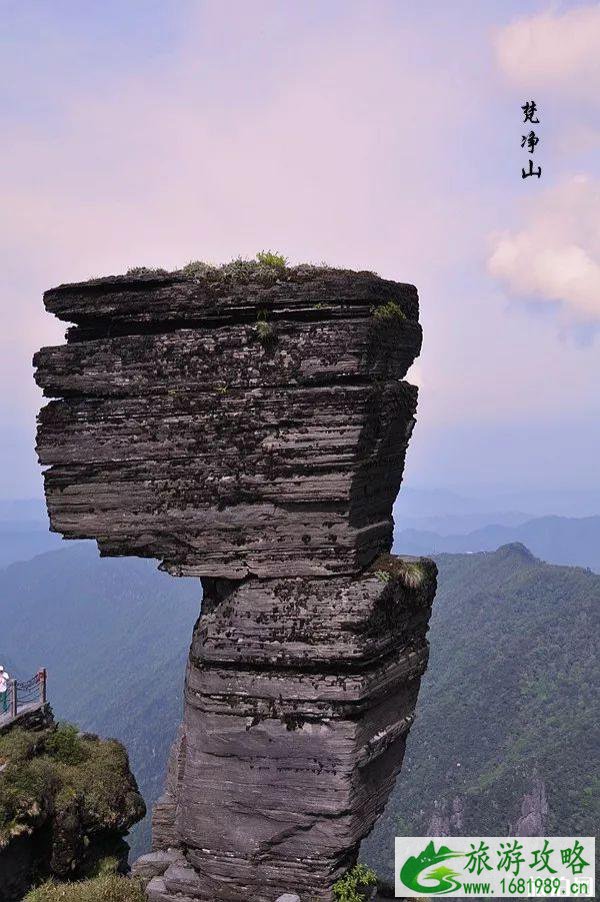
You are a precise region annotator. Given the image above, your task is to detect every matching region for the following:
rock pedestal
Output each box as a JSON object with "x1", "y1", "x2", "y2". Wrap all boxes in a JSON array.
[{"x1": 35, "y1": 263, "x2": 437, "y2": 900}]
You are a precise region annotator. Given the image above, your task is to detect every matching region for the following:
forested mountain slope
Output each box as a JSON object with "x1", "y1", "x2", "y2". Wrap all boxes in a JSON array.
[{"x1": 363, "y1": 543, "x2": 599, "y2": 879}]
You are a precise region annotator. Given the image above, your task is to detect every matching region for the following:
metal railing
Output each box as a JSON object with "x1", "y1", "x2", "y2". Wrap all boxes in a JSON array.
[{"x1": 1, "y1": 669, "x2": 47, "y2": 720}]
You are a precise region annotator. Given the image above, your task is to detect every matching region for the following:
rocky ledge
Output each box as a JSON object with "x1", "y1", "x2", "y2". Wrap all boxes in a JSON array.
[
  {"x1": 0, "y1": 714, "x2": 145, "y2": 901},
  {"x1": 35, "y1": 260, "x2": 437, "y2": 900}
]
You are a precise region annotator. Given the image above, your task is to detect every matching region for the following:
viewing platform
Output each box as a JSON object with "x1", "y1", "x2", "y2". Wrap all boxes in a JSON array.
[{"x1": 0, "y1": 668, "x2": 49, "y2": 735}]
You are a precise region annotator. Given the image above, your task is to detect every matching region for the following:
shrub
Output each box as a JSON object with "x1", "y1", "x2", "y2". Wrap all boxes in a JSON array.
[
  {"x1": 0, "y1": 756, "x2": 60, "y2": 837},
  {"x1": 181, "y1": 260, "x2": 217, "y2": 280},
  {"x1": 0, "y1": 726, "x2": 40, "y2": 765},
  {"x1": 371, "y1": 554, "x2": 431, "y2": 591},
  {"x1": 372, "y1": 301, "x2": 406, "y2": 322},
  {"x1": 25, "y1": 875, "x2": 146, "y2": 902},
  {"x1": 125, "y1": 266, "x2": 168, "y2": 277},
  {"x1": 45, "y1": 724, "x2": 88, "y2": 766},
  {"x1": 333, "y1": 863, "x2": 378, "y2": 901},
  {"x1": 255, "y1": 320, "x2": 274, "y2": 343},
  {"x1": 256, "y1": 250, "x2": 287, "y2": 268}
]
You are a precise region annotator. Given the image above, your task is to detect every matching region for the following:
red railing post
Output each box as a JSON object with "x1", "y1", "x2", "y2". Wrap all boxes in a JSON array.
[
  {"x1": 37, "y1": 669, "x2": 47, "y2": 705},
  {"x1": 10, "y1": 679, "x2": 17, "y2": 717}
]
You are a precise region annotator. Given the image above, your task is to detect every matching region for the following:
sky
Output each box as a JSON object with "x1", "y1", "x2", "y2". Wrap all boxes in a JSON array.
[{"x1": 2, "y1": 0, "x2": 600, "y2": 506}]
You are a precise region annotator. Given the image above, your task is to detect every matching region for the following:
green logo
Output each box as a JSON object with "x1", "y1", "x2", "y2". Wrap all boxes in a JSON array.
[{"x1": 400, "y1": 841, "x2": 463, "y2": 895}]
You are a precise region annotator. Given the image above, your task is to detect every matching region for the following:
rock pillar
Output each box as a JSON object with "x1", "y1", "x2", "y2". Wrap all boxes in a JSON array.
[{"x1": 35, "y1": 262, "x2": 436, "y2": 900}]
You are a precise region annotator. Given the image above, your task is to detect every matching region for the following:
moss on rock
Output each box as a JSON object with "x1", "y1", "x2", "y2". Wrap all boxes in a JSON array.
[
  {"x1": 0, "y1": 722, "x2": 145, "y2": 899},
  {"x1": 0, "y1": 723, "x2": 145, "y2": 849}
]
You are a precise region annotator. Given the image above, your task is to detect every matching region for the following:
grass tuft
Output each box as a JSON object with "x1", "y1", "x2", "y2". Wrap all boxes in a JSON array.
[
  {"x1": 44, "y1": 724, "x2": 89, "y2": 767},
  {"x1": 371, "y1": 554, "x2": 434, "y2": 591},
  {"x1": 24, "y1": 875, "x2": 146, "y2": 902},
  {"x1": 125, "y1": 266, "x2": 168, "y2": 277},
  {"x1": 255, "y1": 309, "x2": 276, "y2": 345},
  {"x1": 255, "y1": 249, "x2": 287, "y2": 268},
  {"x1": 372, "y1": 301, "x2": 406, "y2": 321}
]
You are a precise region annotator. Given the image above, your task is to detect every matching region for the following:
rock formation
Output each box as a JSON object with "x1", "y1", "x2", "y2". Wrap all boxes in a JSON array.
[
  {"x1": 426, "y1": 797, "x2": 465, "y2": 837},
  {"x1": 0, "y1": 714, "x2": 145, "y2": 901},
  {"x1": 34, "y1": 261, "x2": 437, "y2": 901},
  {"x1": 509, "y1": 772, "x2": 549, "y2": 837}
]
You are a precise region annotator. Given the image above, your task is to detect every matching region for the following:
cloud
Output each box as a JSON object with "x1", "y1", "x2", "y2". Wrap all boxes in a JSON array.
[
  {"x1": 0, "y1": 4, "x2": 476, "y2": 279},
  {"x1": 3, "y1": 1, "x2": 600, "y2": 497},
  {"x1": 0, "y1": 2, "x2": 481, "y2": 400},
  {"x1": 0, "y1": 1, "x2": 489, "y2": 496},
  {"x1": 495, "y1": 4, "x2": 600, "y2": 94},
  {"x1": 488, "y1": 176, "x2": 600, "y2": 322}
]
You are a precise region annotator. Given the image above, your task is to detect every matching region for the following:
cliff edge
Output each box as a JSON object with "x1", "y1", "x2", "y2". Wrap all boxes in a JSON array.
[{"x1": 0, "y1": 713, "x2": 145, "y2": 901}]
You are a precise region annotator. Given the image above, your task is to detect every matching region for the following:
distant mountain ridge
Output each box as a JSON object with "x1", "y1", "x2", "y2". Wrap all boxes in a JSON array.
[
  {"x1": 0, "y1": 498, "x2": 80, "y2": 569},
  {"x1": 394, "y1": 514, "x2": 600, "y2": 572},
  {"x1": 395, "y1": 510, "x2": 531, "y2": 535},
  {"x1": 0, "y1": 520, "x2": 67, "y2": 569}
]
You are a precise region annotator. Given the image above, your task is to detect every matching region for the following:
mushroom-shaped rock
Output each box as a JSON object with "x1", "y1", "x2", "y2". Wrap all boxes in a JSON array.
[{"x1": 35, "y1": 263, "x2": 437, "y2": 901}]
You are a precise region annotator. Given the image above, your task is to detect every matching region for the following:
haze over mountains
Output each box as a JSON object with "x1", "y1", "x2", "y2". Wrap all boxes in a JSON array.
[
  {"x1": 394, "y1": 485, "x2": 600, "y2": 520},
  {"x1": 394, "y1": 515, "x2": 600, "y2": 573},
  {"x1": 0, "y1": 498, "x2": 64, "y2": 569}
]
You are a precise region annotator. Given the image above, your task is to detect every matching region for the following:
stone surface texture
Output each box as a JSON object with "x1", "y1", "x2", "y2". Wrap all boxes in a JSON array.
[{"x1": 35, "y1": 263, "x2": 437, "y2": 901}]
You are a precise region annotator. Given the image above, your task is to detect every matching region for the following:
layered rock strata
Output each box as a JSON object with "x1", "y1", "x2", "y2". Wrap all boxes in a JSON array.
[{"x1": 35, "y1": 263, "x2": 437, "y2": 900}]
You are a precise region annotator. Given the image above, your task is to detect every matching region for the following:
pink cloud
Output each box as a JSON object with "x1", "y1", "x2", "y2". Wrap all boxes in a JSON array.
[
  {"x1": 0, "y1": 2, "x2": 481, "y2": 419},
  {"x1": 489, "y1": 176, "x2": 600, "y2": 323},
  {"x1": 495, "y1": 4, "x2": 600, "y2": 95},
  {"x1": 3, "y1": 1, "x2": 600, "y2": 501}
]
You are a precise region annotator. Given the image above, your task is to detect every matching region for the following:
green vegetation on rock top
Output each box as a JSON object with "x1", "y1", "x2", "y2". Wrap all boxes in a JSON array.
[
  {"x1": 362, "y1": 544, "x2": 600, "y2": 881},
  {"x1": 125, "y1": 266, "x2": 169, "y2": 277},
  {"x1": 121, "y1": 252, "x2": 385, "y2": 289},
  {"x1": 25, "y1": 875, "x2": 145, "y2": 902},
  {"x1": 180, "y1": 251, "x2": 294, "y2": 285},
  {"x1": 0, "y1": 722, "x2": 145, "y2": 850},
  {"x1": 371, "y1": 553, "x2": 435, "y2": 590},
  {"x1": 255, "y1": 249, "x2": 287, "y2": 268}
]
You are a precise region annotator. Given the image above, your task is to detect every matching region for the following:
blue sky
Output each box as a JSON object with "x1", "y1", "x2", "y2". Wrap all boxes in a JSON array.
[{"x1": 2, "y1": 1, "x2": 600, "y2": 505}]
